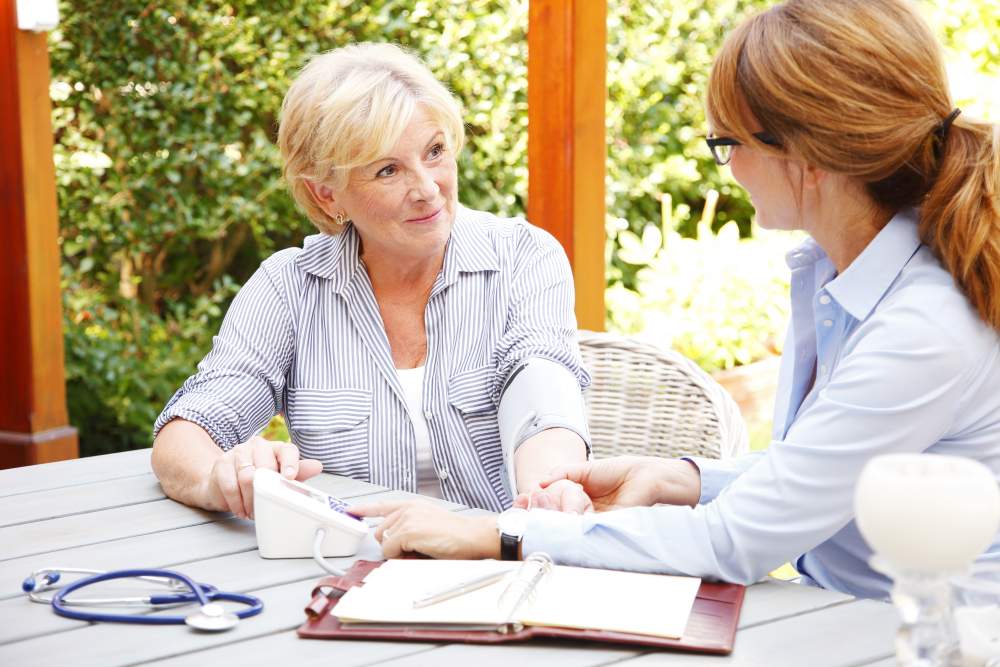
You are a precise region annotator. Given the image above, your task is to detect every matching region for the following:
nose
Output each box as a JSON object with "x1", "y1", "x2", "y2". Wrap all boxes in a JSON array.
[{"x1": 408, "y1": 165, "x2": 440, "y2": 202}]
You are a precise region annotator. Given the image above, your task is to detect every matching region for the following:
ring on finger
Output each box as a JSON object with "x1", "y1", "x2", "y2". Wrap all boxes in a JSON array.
[{"x1": 382, "y1": 529, "x2": 392, "y2": 540}]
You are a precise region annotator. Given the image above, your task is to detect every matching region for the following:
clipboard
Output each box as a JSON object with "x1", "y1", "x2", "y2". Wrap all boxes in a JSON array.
[{"x1": 298, "y1": 560, "x2": 745, "y2": 654}]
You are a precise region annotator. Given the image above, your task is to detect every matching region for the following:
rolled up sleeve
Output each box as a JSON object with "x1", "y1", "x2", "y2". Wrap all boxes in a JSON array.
[{"x1": 152, "y1": 263, "x2": 295, "y2": 450}]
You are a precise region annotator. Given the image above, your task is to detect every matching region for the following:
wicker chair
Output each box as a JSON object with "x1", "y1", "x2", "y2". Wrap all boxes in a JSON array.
[{"x1": 578, "y1": 330, "x2": 749, "y2": 460}]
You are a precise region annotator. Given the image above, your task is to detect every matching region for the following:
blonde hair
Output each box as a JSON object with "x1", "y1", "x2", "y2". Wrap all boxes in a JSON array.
[
  {"x1": 278, "y1": 43, "x2": 465, "y2": 234},
  {"x1": 706, "y1": 0, "x2": 1000, "y2": 330}
]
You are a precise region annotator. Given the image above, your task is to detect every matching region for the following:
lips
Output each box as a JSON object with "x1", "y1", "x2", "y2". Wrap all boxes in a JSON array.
[{"x1": 405, "y1": 206, "x2": 443, "y2": 224}]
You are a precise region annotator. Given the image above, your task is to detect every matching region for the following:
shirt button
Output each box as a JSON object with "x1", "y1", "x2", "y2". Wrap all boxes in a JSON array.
[
  {"x1": 424, "y1": 410, "x2": 434, "y2": 420},
  {"x1": 823, "y1": 319, "x2": 833, "y2": 327},
  {"x1": 402, "y1": 470, "x2": 412, "y2": 482},
  {"x1": 819, "y1": 295, "x2": 831, "y2": 305},
  {"x1": 438, "y1": 467, "x2": 450, "y2": 480}
]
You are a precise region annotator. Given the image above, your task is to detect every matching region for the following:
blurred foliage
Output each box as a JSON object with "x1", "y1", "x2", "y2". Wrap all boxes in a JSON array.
[
  {"x1": 606, "y1": 216, "x2": 795, "y2": 373},
  {"x1": 604, "y1": 0, "x2": 769, "y2": 290},
  {"x1": 920, "y1": 0, "x2": 1000, "y2": 120},
  {"x1": 50, "y1": 0, "x2": 999, "y2": 455}
]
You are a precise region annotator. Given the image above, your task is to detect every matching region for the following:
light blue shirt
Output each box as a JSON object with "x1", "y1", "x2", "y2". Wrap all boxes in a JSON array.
[{"x1": 523, "y1": 209, "x2": 1000, "y2": 598}]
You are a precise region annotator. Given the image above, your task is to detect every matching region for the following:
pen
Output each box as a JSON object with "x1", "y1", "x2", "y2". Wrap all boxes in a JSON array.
[{"x1": 412, "y1": 569, "x2": 510, "y2": 609}]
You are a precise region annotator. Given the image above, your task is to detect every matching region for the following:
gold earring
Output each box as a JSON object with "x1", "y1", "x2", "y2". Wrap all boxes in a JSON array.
[{"x1": 334, "y1": 211, "x2": 346, "y2": 226}]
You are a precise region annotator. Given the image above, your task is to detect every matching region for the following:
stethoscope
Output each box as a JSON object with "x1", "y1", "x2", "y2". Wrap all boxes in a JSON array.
[{"x1": 23, "y1": 567, "x2": 264, "y2": 631}]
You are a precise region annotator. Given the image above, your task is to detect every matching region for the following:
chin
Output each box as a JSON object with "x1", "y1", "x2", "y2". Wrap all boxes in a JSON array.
[{"x1": 754, "y1": 213, "x2": 796, "y2": 232}]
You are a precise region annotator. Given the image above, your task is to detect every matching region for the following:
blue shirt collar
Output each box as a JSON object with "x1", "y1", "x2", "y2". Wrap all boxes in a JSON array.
[
  {"x1": 294, "y1": 205, "x2": 500, "y2": 292},
  {"x1": 785, "y1": 208, "x2": 923, "y2": 322}
]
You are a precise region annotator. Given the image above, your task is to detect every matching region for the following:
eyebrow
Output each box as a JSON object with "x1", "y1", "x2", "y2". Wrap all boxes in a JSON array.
[{"x1": 364, "y1": 132, "x2": 446, "y2": 170}]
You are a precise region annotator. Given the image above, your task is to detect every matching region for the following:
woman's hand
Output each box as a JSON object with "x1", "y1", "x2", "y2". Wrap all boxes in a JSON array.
[
  {"x1": 350, "y1": 500, "x2": 499, "y2": 560},
  {"x1": 202, "y1": 436, "x2": 324, "y2": 519},
  {"x1": 511, "y1": 478, "x2": 594, "y2": 513},
  {"x1": 537, "y1": 456, "x2": 701, "y2": 511}
]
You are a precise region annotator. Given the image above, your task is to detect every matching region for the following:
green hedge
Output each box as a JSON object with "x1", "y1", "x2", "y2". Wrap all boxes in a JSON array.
[{"x1": 50, "y1": 0, "x2": 995, "y2": 455}]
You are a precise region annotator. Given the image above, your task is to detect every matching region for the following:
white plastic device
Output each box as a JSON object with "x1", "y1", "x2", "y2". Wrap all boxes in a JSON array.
[
  {"x1": 17, "y1": 0, "x2": 60, "y2": 32},
  {"x1": 252, "y1": 468, "x2": 368, "y2": 559}
]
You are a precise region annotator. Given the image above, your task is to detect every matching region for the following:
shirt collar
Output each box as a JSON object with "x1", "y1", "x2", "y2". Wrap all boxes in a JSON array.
[
  {"x1": 824, "y1": 208, "x2": 923, "y2": 321},
  {"x1": 294, "y1": 205, "x2": 500, "y2": 293},
  {"x1": 783, "y1": 208, "x2": 922, "y2": 321}
]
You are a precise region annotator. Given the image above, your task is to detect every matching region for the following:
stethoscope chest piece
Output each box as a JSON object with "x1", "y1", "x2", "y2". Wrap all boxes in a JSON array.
[{"x1": 185, "y1": 603, "x2": 240, "y2": 632}]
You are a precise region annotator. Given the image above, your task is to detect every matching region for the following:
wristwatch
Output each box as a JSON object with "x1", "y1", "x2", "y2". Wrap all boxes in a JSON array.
[{"x1": 496, "y1": 507, "x2": 530, "y2": 561}]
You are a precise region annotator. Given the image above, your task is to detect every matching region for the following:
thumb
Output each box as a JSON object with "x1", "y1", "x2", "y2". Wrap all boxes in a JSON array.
[
  {"x1": 296, "y1": 458, "x2": 324, "y2": 480},
  {"x1": 512, "y1": 493, "x2": 531, "y2": 509},
  {"x1": 539, "y1": 462, "x2": 590, "y2": 488}
]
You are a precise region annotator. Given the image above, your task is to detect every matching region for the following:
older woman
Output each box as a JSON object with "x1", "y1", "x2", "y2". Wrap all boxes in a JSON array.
[
  {"x1": 151, "y1": 43, "x2": 593, "y2": 519},
  {"x1": 354, "y1": 0, "x2": 1000, "y2": 594}
]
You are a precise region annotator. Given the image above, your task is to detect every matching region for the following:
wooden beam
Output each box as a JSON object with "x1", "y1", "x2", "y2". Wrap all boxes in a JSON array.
[
  {"x1": 0, "y1": 0, "x2": 78, "y2": 467},
  {"x1": 527, "y1": 0, "x2": 606, "y2": 331}
]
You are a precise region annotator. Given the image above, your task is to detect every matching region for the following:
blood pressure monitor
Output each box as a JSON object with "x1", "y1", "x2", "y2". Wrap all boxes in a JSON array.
[{"x1": 252, "y1": 468, "x2": 368, "y2": 559}]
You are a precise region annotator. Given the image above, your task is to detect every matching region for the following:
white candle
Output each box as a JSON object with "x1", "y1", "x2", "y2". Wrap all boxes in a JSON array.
[
  {"x1": 855, "y1": 454, "x2": 1000, "y2": 573},
  {"x1": 954, "y1": 605, "x2": 1000, "y2": 667}
]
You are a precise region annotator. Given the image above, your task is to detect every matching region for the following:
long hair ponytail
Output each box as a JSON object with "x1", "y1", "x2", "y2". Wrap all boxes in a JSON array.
[{"x1": 921, "y1": 121, "x2": 1000, "y2": 329}]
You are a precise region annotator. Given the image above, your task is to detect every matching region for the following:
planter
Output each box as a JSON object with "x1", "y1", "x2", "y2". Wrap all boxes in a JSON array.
[{"x1": 712, "y1": 355, "x2": 782, "y2": 440}]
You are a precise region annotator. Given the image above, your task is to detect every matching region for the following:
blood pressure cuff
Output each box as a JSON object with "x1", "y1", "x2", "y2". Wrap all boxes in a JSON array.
[{"x1": 497, "y1": 357, "x2": 591, "y2": 495}]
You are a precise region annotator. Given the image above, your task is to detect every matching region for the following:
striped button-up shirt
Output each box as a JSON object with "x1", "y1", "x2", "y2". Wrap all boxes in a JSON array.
[{"x1": 153, "y1": 206, "x2": 590, "y2": 511}]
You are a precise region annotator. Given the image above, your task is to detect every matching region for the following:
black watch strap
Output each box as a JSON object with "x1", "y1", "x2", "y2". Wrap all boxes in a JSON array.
[{"x1": 500, "y1": 532, "x2": 520, "y2": 561}]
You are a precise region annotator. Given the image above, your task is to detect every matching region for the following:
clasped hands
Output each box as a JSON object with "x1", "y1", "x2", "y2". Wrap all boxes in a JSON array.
[{"x1": 350, "y1": 456, "x2": 702, "y2": 560}]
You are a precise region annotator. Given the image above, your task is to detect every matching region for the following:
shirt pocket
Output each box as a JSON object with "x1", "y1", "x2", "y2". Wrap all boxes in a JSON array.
[
  {"x1": 285, "y1": 387, "x2": 371, "y2": 480},
  {"x1": 448, "y1": 365, "x2": 504, "y2": 489}
]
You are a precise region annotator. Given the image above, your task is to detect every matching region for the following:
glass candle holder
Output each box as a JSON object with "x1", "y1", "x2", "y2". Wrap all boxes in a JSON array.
[
  {"x1": 952, "y1": 562, "x2": 1000, "y2": 667},
  {"x1": 855, "y1": 454, "x2": 1000, "y2": 667}
]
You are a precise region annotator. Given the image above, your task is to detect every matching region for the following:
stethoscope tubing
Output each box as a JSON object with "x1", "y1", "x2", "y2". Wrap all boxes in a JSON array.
[{"x1": 48, "y1": 568, "x2": 263, "y2": 624}]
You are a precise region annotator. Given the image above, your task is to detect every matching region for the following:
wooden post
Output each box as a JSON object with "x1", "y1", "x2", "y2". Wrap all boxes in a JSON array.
[
  {"x1": 527, "y1": 0, "x2": 606, "y2": 331},
  {"x1": 0, "y1": 0, "x2": 78, "y2": 467}
]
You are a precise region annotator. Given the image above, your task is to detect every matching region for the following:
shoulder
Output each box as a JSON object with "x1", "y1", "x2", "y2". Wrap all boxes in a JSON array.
[
  {"x1": 244, "y1": 234, "x2": 335, "y2": 301},
  {"x1": 859, "y1": 246, "x2": 998, "y2": 371},
  {"x1": 258, "y1": 245, "x2": 303, "y2": 275},
  {"x1": 455, "y1": 205, "x2": 568, "y2": 261}
]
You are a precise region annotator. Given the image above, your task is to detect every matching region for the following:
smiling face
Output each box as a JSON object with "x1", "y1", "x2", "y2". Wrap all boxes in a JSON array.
[{"x1": 313, "y1": 105, "x2": 459, "y2": 263}]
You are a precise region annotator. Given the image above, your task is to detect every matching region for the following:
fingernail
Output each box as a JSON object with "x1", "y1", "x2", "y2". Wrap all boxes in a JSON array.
[{"x1": 283, "y1": 467, "x2": 296, "y2": 478}]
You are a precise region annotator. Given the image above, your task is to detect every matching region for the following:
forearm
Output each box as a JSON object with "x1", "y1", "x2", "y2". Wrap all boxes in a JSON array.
[
  {"x1": 151, "y1": 419, "x2": 226, "y2": 511},
  {"x1": 513, "y1": 428, "x2": 587, "y2": 493}
]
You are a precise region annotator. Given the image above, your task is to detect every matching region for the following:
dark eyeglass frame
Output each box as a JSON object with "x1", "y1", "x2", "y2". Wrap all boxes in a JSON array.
[{"x1": 706, "y1": 132, "x2": 782, "y2": 166}]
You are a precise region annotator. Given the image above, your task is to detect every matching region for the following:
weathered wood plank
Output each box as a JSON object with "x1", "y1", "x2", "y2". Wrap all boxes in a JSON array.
[
  {"x1": 737, "y1": 577, "x2": 853, "y2": 628},
  {"x1": 351, "y1": 641, "x2": 638, "y2": 667},
  {"x1": 0, "y1": 448, "x2": 152, "y2": 497},
  {"x1": 0, "y1": 474, "x2": 165, "y2": 528},
  {"x1": 614, "y1": 599, "x2": 897, "y2": 667},
  {"x1": 0, "y1": 517, "x2": 254, "y2": 601},
  {"x1": 0, "y1": 499, "x2": 220, "y2": 561},
  {"x1": 146, "y1": 631, "x2": 437, "y2": 667}
]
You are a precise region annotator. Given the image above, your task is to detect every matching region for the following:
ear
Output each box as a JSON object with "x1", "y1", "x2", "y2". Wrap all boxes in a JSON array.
[
  {"x1": 801, "y1": 163, "x2": 828, "y2": 190},
  {"x1": 304, "y1": 179, "x2": 336, "y2": 206}
]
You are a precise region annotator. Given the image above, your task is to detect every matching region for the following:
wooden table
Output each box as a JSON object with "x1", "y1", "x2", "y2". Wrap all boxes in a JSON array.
[{"x1": 0, "y1": 449, "x2": 899, "y2": 666}]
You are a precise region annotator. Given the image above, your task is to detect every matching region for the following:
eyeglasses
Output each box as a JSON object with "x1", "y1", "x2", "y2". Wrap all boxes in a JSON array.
[{"x1": 706, "y1": 132, "x2": 782, "y2": 166}]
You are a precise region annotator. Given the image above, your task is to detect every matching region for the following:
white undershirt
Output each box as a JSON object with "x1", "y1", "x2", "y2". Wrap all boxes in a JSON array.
[{"x1": 395, "y1": 366, "x2": 443, "y2": 499}]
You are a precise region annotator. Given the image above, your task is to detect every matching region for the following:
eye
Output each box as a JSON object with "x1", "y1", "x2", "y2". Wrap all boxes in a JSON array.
[
  {"x1": 427, "y1": 143, "x2": 445, "y2": 160},
  {"x1": 375, "y1": 164, "x2": 397, "y2": 178}
]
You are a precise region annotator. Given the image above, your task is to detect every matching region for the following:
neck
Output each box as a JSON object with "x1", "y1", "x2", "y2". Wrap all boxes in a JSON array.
[
  {"x1": 803, "y1": 186, "x2": 892, "y2": 274},
  {"x1": 360, "y1": 243, "x2": 444, "y2": 295}
]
